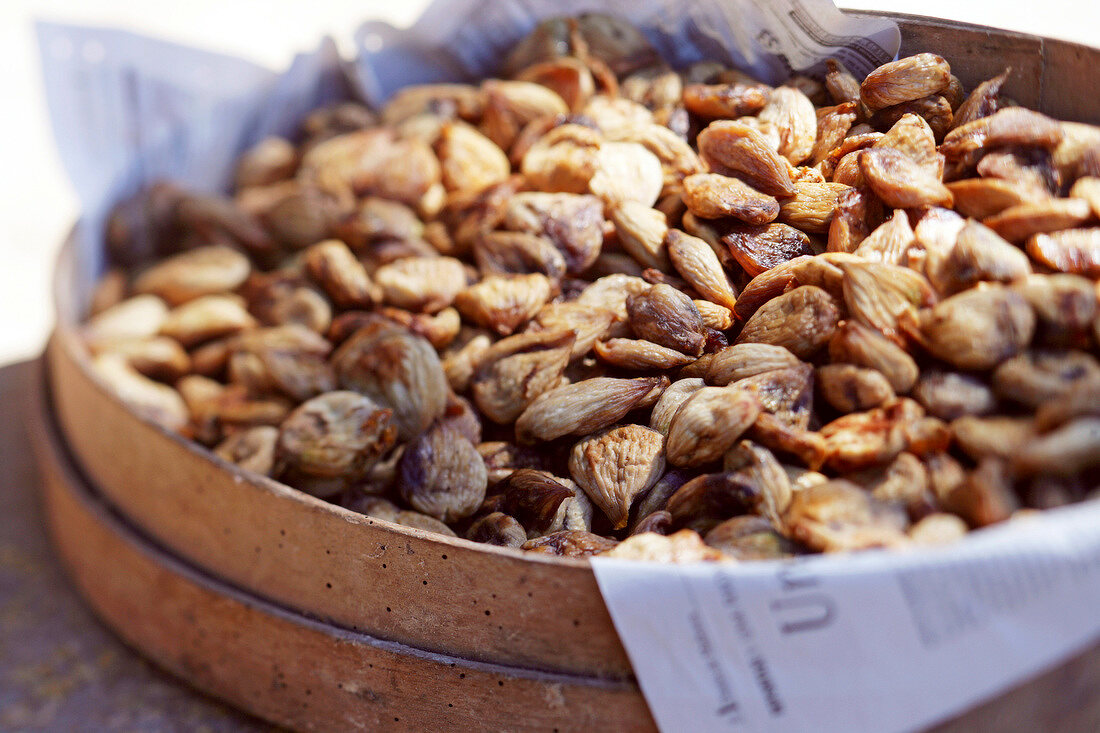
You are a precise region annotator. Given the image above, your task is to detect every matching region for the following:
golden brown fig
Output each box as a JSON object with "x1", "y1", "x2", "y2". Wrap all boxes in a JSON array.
[
  {"x1": 665, "y1": 386, "x2": 761, "y2": 467},
  {"x1": 722, "y1": 222, "x2": 815, "y2": 276},
  {"x1": 160, "y1": 295, "x2": 257, "y2": 348},
  {"x1": 704, "y1": 343, "x2": 802, "y2": 386},
  {"x1": 681, "y1": 173, "x2": 779, "y2": 223},
  {"x1": 333, "y1": 326, "x2": 448, "y2": 441},
  {"x1": 923, "y1": 286, "x2": 1036, "y2": 371},
  {"x1": 951, "y1": 415, "x2": 1036, "y2": 462},
  {"x1": 502, "y1": 191, "x2": 605, "y2": 274},
  {"x1": 941, "y1": 108, "x2": 1063, "y2": 161},
  {"x1": 467, "y1": 512, "x2": 528, "y2": 547},
  {"x1": 860, "y1": 54, "x2": 951, "y2": 110},
  {"x1": 666, "y1": 229, "x2": 739, "y2": 310},
  {"x1": 1026, "y1": 228, "x2": 1100, "y2": 276},
  {"x1": 214, "y1": 426, "x2": 280, "y2": 477},
  {"x1": 91, "y1": 353, "x2": 189, "y2": 432},
  {"x1": 626, "y1": 283, "x2": 707, "y2": 356},
  {"x1": 736, "y1": 286, "x2": 840, "y2": 359},
  {"x1": 601, "y1": 529, "x2": 726, "y2": 562},
  {"x1": 817, "y1": 364, "x2": 896, "y2": 413},
  {"x1": 569, "y1": 425, "x2": 666, "y2": 529},
  {"x1": 758, "y1": 86, "x2": 818, "y2": 165},
  {"x1": 649, "y1": 378, "x2": 706, "y2": 436},
  {"x1": 992, "y1": 349, "x2": 1100, "y2": 409},
  {"x1": 609, "y1": 201, "x2": 670, "y2": 271},
  {"x1": 278, "y1": 391, "x2": 396, "y2": 485},
  {"x1": 859, "y1": 147, "x2": 952, "y2": 208},
  {"x1": 471, "y1": 329, "x2": 574, "y2": 424},
  {"x1": 522, "y1": 530, "x2": 619, "y2": 557},
  {"x1": 940, "y1": 220, "x2": 1032, "y2": 293},
  {"x1": 682, "y1": 82, "x2": 770, "y2": 119},
  {"x1": 515, "y1": 376, "x2": 668, "y2": 443},
  {"x1": 704, "y1": 516, "x2": 802, "y2": 560},
  {"x1": 811, "y1": 102, "x2": 858, "y2": 164},
  {"x1": 829, "y1": 320, "x2": 919, "y2": 393},
  {"x1": 913, "y1": 371, "x2": 997, "y2": 420},
  {"x1": 942, "y1": 458, "x2": 1018, "y2": 527},
  {"x1": 825, "y1": 58, "x2": 861, "y2": 105},
  {"x1": 778, "y1": 182, "x2": 851, "y2": 233},
  {"x1": 985, "y1": 199, "x2": 1092, "y2": 243},
  {"x1": 454, "y1": 273, "x2": 553, "y2": 336},
  {"x1": 1014, "y1": 274, "x2": 1098, "y2": 347},
  {"x1": 853, "y1": 210, "x2": 916, "y2": 267},
  {"x1": 1014, "y1": 418, "x2": 1100, "y2": 477},
  {"x1": 696, "y1": 120, "x2": 797, "y2": 197},
  {"x1": 871, "y1": 96, "x2": 953, "y2": 142},
  {"x1": 952, "y1": 68, "x2": 1011, "y2": 129},
  {"x1": 133, "y1": 245, "x2": 251, "y2": 306},
  {"x1": 373, "y1": 256, "x2": 469, "y2": 314},
  {"x1": 946, "y1": 178, "x2": 1036, "y2": 219},
  {"x1": 784, "y1": 479, "x2": 909, "y2": 552}
]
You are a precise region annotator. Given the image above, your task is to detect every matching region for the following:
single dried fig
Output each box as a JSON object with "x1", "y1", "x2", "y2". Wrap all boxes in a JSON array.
[
  {"x1": 397, "y1": 421, "x2": 487, "y2": 522},
  {"x1": 569, "y1": 424, "x2": 666, "y2": 529},
  {"x1": 277, "y1": 391, "x2": 396, "y2": 487}
]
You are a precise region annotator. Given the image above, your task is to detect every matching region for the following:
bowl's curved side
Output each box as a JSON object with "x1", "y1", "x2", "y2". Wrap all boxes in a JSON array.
[{"x1": 31, "y1": 369, "x2": 655, "y2": 731}]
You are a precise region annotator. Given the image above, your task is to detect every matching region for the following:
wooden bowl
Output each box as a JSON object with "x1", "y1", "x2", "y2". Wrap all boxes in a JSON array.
[
  {"x1": 40, "y1": 11, "x2": 1100, "y2": 730},
  {"x1": 31, "y1": 360, "x2": 1100, "y2": 732},
  {"x1": 30, "y1": 365, "x2": 654, "y2": 731}
]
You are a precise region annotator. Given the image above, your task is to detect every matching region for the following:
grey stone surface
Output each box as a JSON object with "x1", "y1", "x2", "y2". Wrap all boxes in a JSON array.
[{"x1": 0, "y1": 359, "x2": 269, "y2": 732}]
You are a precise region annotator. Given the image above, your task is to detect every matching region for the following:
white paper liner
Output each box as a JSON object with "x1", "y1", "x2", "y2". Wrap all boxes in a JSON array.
[{"x1": 593, "y1": 500, "x2": 1100, "y2": 732}]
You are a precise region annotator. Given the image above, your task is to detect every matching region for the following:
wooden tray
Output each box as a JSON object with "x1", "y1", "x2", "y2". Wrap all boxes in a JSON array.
[{"x1": 40, "y1": 10, "x2": 1100, "y2": 730}]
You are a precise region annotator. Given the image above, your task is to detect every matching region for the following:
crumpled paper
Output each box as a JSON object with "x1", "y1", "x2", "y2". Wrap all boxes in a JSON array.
[{"x1": 37, "y1": 0, "x2": 897, "y2": 291}]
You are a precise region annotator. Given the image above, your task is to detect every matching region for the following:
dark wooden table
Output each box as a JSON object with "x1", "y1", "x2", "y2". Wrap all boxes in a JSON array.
[{"x1": 0, "y1": 358, "x2": 267, "y2": 732}]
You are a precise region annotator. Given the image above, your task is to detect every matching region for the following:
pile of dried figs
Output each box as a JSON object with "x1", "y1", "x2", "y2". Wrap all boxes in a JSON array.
[{"x1": 83, "y1": 14, "x2": 1100, "y2": 563}]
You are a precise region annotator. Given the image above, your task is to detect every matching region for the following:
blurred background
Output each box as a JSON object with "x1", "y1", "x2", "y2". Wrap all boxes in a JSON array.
[{"x1": 1, "y1": 0, "x2": 1098, "y2": 366}]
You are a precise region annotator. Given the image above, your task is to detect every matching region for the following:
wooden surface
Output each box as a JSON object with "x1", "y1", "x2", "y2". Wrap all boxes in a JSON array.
[{"x1": 32, "y1": 359, "x2": 657, "y2": 732}]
